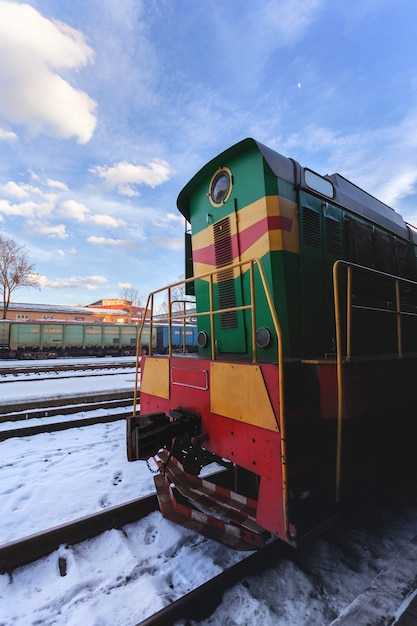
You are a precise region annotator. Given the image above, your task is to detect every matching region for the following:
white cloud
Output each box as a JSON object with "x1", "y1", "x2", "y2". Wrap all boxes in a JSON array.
[
  {"x1": 47, "y1": 178, "x2": 69, "y2": 191},
  {"x1": 26, "y1": 221, "x2": 68, "y2": 239},
  {"x1": 116, "y1": 184, "x2": 140, "y2": 198},
  {"x1": 262, "y1": 0, "x2": 323, "y2": 46},
  {"x1": 2, "y1": 180, "x2": 46, "y2": 199},
  {"x1": 152, "y1": 236, "x2": 184, "y2": 251},
  {"x1": 277, "y1": 113, "x2": 417, "y2": 217},
  {"x1": 58, "y1": 200, "x2": 126, "y2": 228},
  {"x1": 2, "y1": 181, "x2": 30, "y2": 199},
  {"x1": 0, "y1": 127, "x2": 17, "y2": 141},
  {"x1": 82, "y1": 275, "x2": 107, "y2": 284},
  {"x1": 165, "y1": 212, "x2": 184, "y2": 224},
  {"x1": 0, "y1": 198, "x2": 53, "y2": 218},
  {"x1": 0, "y1": 0, "x2": 97, "y2": 143},
  {"x1": 52, "y1": 247, "x2": 77, "y2": 258},
  {"x1": 90, "y1": 159, "x2": 172, "y2": 195},
  {"x1": 35, "y1": 273, "x2": 108, "y2": 290},
  {"x1": 89, "y1": 214, "x2": 126, "y2": 228},
  {"x1": 87, "y1": 236, "x2": 130, "y2": 246},
  {"x1": 29, "y1": 169, "x2": 41, "y2": 183},
  {"x1": 59, "y1": 199, "x2": 89, "y2": 222}
]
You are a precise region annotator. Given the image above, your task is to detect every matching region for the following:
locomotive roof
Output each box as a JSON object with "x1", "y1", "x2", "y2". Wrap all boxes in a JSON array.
[{"x1": 177, "y1": 138, "x2": 414, "y2": 243}]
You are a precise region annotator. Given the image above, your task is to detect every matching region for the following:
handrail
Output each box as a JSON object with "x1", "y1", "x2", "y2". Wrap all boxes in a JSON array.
[
  {"x1": 333, "y1": 260, "x2": 417, "y2": 502},
  {"x1": 132, "y1": 257, "x2": 291, "y2": 539}
]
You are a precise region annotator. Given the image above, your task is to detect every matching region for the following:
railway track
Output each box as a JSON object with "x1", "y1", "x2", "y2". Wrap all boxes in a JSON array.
[
  {"x1": 2, "y1": 472, "x2": 417, "y2": 624},
  {"x1": 135, "y1": 540, "x2": 284, "y2": 626},
  {"x1": 0, "y1": 494, "x2": 158, "y2": 574},
  {"x1": 0, "y1": 392, "x2": 135, "y2": 420},
  {"x1": 0, "y1": 392, "x2": 138, "y2": 439},
  {"x1": 0, "y1": 387, "x2": 136, "y2": 417},
  {"x1": 0, "y1": 359, "x2": 137, "y2": 383},
  {"x1": 0, "y1": 479, "x2": 285, "y2": 625},
  {"x1": 134, "y1": 530, "x2": 417, "y2": 626}
]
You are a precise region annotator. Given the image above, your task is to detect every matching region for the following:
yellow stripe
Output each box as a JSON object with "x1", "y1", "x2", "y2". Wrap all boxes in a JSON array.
[
  {"x1": 193, "y1": 261, "x2": 245, "y2": 280},
  {"x1": 192, "y1": 195, "x2": 299, "y2": 260},
  {"x1": 277, "y1": 196, "x2": 299, "y2": 254}
]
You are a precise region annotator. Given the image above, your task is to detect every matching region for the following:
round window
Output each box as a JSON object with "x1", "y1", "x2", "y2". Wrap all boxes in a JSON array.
[{"x1": 209, "y1": 168, "x2": 232, "y2": 206}]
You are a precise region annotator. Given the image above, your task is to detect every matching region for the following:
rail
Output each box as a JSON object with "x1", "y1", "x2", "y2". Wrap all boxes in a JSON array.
[
  {"x1": 333, "y1": 260, "x2": 417, "y2": 501},
  {"x1": 133, "y1": 258, "x2": 290, "y2": 539},
  {"x1": 0, "y1": 495, "x2": 158, "y2": 573}
]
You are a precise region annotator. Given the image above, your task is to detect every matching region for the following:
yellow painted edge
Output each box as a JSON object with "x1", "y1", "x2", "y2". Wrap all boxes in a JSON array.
[
  {"x1": 210, "y1": 362, "x2": 278, "y2": 432},
  {"x1": 141, "y1": 357, "x2": 170, "y2": 400}
]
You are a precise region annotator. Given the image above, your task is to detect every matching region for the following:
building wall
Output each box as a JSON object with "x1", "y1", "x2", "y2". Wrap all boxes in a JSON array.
[{"x1": 1, "y1": 303, "x2": 132, "y2": 324}]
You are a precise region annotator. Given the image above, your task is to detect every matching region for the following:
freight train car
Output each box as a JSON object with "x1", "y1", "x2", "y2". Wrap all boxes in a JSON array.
[
  {"x1": 0, "y1": 320, "x2": 198, "y2": 359},
  {"x1": 0, "y1": 320, "x2": 142, "y2": 358},
  {"x1": 127, "y1": 138, "x2": 417, "y2": 550},
  {"x1": 154, "y1": 323, "x2": 199, "y2": 354}
]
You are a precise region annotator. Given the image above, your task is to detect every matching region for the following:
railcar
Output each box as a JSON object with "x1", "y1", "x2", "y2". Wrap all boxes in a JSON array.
[
  {"x1": 154, "y1": 323, "x2": 199, "y2": 354},
  {"x1": 0, "y1": 320, "x2": 198, "y2": 359},
  {"x1": 127, "y1": 138, "x2": 417, "y2": 550}
]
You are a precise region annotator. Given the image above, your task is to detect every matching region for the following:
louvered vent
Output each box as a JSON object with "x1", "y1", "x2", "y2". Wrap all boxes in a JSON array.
[
  {"x1": 325, "y1": 218, "x2": 342, "y2": 255},
  {"x1": 302, "y1": 207, "x2": 321, "y2": 248},
  {"x1": 213, "y1": 217, "x2": 238, "y2": 329}
]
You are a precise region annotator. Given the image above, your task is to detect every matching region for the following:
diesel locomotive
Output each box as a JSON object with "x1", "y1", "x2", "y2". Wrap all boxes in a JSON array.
[{"x1": 127, "y1": 138, "x2": 417, "y2": 550}]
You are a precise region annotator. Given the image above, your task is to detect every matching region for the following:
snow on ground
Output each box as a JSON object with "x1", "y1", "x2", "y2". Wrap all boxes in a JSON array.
[
  {"x1": 0, "y1": 357, "x2": 137, "y2": 405},
  {"x1": 1, "y1": 361, "x2": 417, "y2": 625},
  {"x1": 0, "y1": 421, "x2": 155, "y2": 544}
]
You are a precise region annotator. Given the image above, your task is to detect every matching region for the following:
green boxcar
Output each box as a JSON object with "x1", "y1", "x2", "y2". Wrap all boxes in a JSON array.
[
  {"x1": 40, "y1": 324, "x2": 64, "y2": 350},
  {"x1": 0, "y1": 321, "x2": 10, "y2": 349},
  {"x1": 85, "y1": 325, "x2": 104, "y2": 349},
  {"x1": 10, "y1": 323, "x2": 41, "y2": 351},
  {"x1": 102, "y1": 325, "x2": 121, "y2": 349},
  {"x1": 63, "y1": 324, "x2": 84, "y2": 349},
  {"x1": 120, "y1": 325, "x2": 139, "y2": 352}
]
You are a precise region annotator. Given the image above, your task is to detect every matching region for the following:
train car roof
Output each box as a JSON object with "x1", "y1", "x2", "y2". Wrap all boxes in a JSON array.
[
  {"x1": 0, "y1": 302, "x2": 129, "y2": 317},
  {"x1": 177, "y1": 138, "x2": 414, "y2": 242},
  {"x1": 325, "y1": 172, "x2": 409, "y2": 239}
]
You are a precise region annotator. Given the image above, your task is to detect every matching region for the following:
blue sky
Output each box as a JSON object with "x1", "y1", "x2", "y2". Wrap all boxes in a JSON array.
[{"x1": 1, "y1": 0, "x2": 417, "y2": 306}]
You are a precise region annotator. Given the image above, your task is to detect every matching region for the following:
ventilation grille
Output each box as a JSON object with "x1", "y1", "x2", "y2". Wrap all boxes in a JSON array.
[
  {"x1": 325, "y1": 217, "x2": 342, "y2": 255},
  {"x1": 213, "y1": 217, "x2": 238, "y2": 329},
  {"x1": 302, "y1": 207, "x2": 321, "y2": 247}
]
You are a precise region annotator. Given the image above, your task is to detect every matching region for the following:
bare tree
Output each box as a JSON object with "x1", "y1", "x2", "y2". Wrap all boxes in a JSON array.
[
  {"x1": 0, "y1": 235, "x2": 40, "y2": 319},
  {"x1": 119, "y1": 287, "x2": 145, "y2": 309},
  {"x1": 158, "y1": 284, "x2": 194, "y2": 317}
]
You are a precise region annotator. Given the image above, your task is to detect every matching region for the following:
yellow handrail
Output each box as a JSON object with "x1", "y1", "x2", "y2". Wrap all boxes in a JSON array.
[
  {"x1": 132, "y1": 257, "x2": 290, "y2": 538},
  {"x1": 333, "y1": 260, "x2": 417, "y2": 502}
]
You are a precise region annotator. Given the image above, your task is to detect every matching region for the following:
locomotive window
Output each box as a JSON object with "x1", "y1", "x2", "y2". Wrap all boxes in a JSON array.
[
  {"x1": 304, "y1": 169, "x2": 334, "y2": 199},
  {"x1": 209, "y1": 168, "x2": 232, "y2": 206}
]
